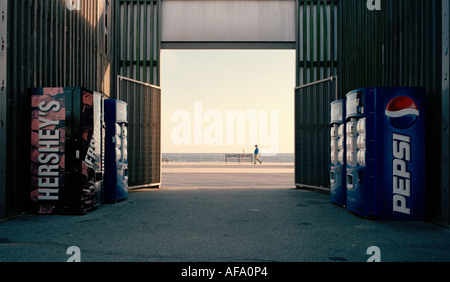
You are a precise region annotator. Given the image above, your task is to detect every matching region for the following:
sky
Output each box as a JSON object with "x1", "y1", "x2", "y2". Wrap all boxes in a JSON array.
[{"x1": 160, "y1": 50, "x2": 296, "y2": 155}]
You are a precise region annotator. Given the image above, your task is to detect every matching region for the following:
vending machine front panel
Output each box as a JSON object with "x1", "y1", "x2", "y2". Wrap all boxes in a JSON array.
[
  {"x1": 345, "y1": 87, "x2": 426, "y2": 220},
  {"x1": 330, "y1": 99, "x2": 346, "y2": 207},
  {"x1": 378, "y1": 87, "x2": 426, "y2": 220},
  {"x1": 104, "y1": 99, "x2": 129, "y2": 202},
  {"x1": 30, "y1": 88, "x2": 104, "y2": 215},
  {"x1": 30, "y1": 88, "x2": 66, "y2": 214}
]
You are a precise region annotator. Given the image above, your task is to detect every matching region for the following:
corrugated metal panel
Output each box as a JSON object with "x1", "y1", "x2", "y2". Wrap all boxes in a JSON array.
[
  {"x1": 160, "y1": 0, "x2": 296, "y2": 48},
  {"x1": 295, "y1": 77, "x2": 337, "y2": 190},
  {"x1": 3, "y1": 0, "x2": 113, "y2": 219},
  {"x1": 117, "y1": 76, "x2": 162, "y2": 188},
  {"x1": 338, "y1": 0, "x2": 448, "y2": 225},
  {"x1": 113, "y1": 1, "x2": 162, "y2": 189},
  {"x1": 115, "y1": 0, "x2": 161, "y2": 87},
  {"x1": 294, "y1": 0, "x2": 339, "y2": 190},
  {"x1": 296, "y1": 0, "x2": 339, "y2": 85}
]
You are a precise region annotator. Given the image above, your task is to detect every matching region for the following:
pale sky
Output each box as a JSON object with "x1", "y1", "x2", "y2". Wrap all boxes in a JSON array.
[{"x1": 160, "y1": 50, "x2": 296, "y2": 154}]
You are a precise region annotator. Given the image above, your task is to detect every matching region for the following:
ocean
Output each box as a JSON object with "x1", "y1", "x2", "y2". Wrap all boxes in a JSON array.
[{"x1": 162, "y1": 153, "x2": 295, "y2": 163}]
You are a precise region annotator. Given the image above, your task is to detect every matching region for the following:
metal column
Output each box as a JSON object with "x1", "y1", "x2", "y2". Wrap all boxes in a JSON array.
[{"x1": 442, "y1": 0, "x2": 450, "y2": 225}]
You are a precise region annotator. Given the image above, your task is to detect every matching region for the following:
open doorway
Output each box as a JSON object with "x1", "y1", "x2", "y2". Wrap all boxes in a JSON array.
[{"x1": 160, "y1": 50, "x2": 296, "y2": 189}]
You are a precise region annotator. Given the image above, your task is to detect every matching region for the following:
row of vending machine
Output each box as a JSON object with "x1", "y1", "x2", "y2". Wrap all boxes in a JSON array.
[
  {"x1": 330, "y1": 87, "x2": 426, "y2": 221},
  {"x1": 30, "y1": 87, "x2": 129, "y2": 215}
]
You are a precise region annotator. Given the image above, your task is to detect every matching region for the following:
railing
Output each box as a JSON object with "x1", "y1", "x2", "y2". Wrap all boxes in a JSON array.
[
  {"x1": 225, "y1": 154, "x2": 254, "y2": 164},
  {"x1": 117, "y1": 75, "x2": 162, "y2": 189}
]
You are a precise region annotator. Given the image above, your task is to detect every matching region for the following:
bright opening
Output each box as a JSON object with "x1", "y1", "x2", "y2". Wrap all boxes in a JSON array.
[{"x1": 161, "y1": 50, "x2": 296, "y2": 163}]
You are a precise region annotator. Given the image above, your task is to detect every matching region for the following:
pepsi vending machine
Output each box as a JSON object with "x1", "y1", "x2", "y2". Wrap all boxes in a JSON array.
[
  {"x1": 345, "y1": 87, "x2": 426, "y2": 220},
  {"x1": 104, "y1": 99, "x2": 129, "y2": 202},
  {"x1": 330, "y1": 99, "x2": 346, "y2": 207},
  {"x1": 30, "y1": 88, "x2": 104, "y2": 215}
]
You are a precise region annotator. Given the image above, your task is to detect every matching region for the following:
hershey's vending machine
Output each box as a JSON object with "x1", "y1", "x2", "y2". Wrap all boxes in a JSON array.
[
  {"x1": 30, "y1": 87, "x2": 104, "y2": 215},
  {"x1": 330, "y1": 99, "x2": 346, "y2": 207},
  {"x1": 104, "y1": 99, "x2": 129, "y2": 202},
  {"x1": 345, "y1": 87, "x2": 426, "y2": 220}
]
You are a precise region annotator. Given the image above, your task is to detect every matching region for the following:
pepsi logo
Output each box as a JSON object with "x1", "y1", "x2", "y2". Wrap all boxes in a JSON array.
[{"x1": 385, "y1": 96, "x2": 419, "y2": 130}]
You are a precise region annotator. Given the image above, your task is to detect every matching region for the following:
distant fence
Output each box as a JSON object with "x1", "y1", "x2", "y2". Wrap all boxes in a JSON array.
[
  {"x1": 225, "y1": 154, "x2": 254, "y2": 164},
  {"x1": 295, "y1": 76, "x2": 337, "y2": 191},
  {"x1": 117, "y1": 75, "x2": 161, "y2": 189}
]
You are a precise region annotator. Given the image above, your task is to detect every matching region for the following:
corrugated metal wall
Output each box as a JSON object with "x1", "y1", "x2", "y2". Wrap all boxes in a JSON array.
[
  {"x1": 338, "y1": 0, "x2": 449, "y2": 225},
  {"x1": 113, "y1": 0, "x2": 162, "y2": 189},
  {"x1": 294, "y1": 0, "x2": 339, "y2": 190},
  {"x1": 2, "y1": 0, "x2": 113, "y2": 219},
  {"x1": 296, "y1": 0, "x2": 339, "y2": 86},
  {"x1": 114, "y1": 0, "x2": 161, "y2": 87},
  {"x1": 338, "y1": 0, "x2": 442, "y2": 94},
  {"x1": 3, "y1": 0, "x2": 448, "y2": 225},
  {"x1": 295, "y1": 0, "x2": 450, "y2": 225},
  {"x1": 117, "y1": 76, "x2": 162, "y2": 188}
]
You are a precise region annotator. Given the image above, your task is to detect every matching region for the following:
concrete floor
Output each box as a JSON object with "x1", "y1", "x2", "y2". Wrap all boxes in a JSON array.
[{"x1": 0, "y1": 163, "x2": 449, "y2": 264}]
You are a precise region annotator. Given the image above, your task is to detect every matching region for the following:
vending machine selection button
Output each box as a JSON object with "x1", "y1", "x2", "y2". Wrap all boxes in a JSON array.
[
  {"x1": 116, "y1": 137, "x2": 122, "y2": 148},
  {"x1": 122, "y1": 125, "x2": 128, "y2": 137},
  {"x1": 357, "y1": 118, "x2": 366, "y2": 133},
  {"x1": 116, "y1": 124, "x2": 122, "y2": 136},
  {"x1": 116, "y1": 149, "x2": 122, "y2": 160},
  {"x1": 338, "y1": 151, "x2": 344, "y2": 164},
  {"x1": 338, "y1": 124, "x2": 345, "y2": 137}
]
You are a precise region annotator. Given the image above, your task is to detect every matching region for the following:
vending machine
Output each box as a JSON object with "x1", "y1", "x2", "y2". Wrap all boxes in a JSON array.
[
  {"x1": 345, "y1": 87, "x2": 426, "y2": 220},
  {"x1": 104, "y1": 99, "x2": 129, "y2": 202},
  {"x1": 30, "y1": 87, "x2": 104, "y2": 215},
  {"x1": 330, "y1": 99, "x2": 346, "y2": 207}
]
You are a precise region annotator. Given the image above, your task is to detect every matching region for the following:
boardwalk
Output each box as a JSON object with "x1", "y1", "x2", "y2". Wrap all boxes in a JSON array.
[{"x1": 161, "y1": 162, "x2": 295, "y2": 190}]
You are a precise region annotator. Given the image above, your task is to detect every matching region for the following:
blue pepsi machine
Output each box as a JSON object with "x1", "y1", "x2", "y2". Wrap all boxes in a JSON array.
[
  {"x1": 345, "y1": 87, "x2": 426, "y2": 220},
  {"x1": 104, "y1": 99, "x2": 129, "y2": 202},
  {"x1": 330, "y1": 99, "x2": 346, "y2": 207}
]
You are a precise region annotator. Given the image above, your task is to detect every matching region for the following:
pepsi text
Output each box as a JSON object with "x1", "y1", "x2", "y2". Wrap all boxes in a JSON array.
[{"x1": 392, "y1": 133, "x2": 412, "y2": 215}]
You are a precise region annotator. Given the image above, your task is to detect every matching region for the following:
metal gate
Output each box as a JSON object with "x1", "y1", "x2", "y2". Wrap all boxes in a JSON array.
[
  {"x1": 295, "y1": 76, "x2": 337, "y2": 191},
  {"x1": 117, "y1": 75, "x2": 162, "y2": 189}
]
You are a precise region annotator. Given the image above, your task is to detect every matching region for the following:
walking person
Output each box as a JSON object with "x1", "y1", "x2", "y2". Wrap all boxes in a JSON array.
[{"x1": 254, "y1": 145, "x2": 262, "y2": 164}]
